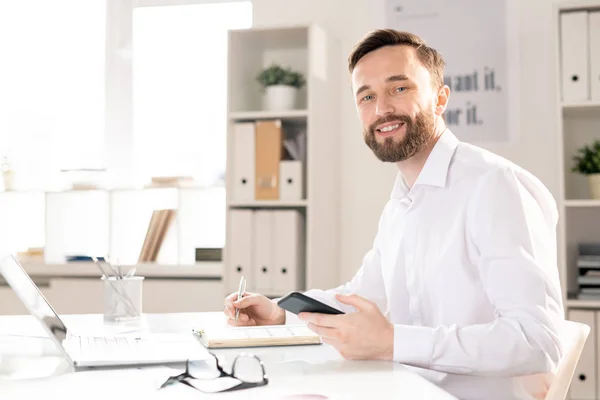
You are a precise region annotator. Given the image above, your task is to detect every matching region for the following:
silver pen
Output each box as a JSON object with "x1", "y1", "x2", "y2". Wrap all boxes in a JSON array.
[{"x1": 234, "y1": 276, "x2": 246, "y2": 323}]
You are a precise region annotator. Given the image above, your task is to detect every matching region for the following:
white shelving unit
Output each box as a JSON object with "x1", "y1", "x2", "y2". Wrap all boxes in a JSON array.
[
  {"x1": 556, "y1": 2, "x2": 600, "y2": 308},
  {"x1": 556, "y1": 3, "x2": 600, "y2": 398},
  {"x1": 565, "y1": 199, "x2": 600, "y2": 208},
  {"x1": 223, "y1": 24, "x2": 340, "y2": 297},
  {"x1": 229, "y1": 109, "x2": 309, "y2": 121},
  {"x1": 0, "y1": 186, "x2": 225, "y2": 267},
  {"x1": 228, "y1": 200, "x2": 309, "y2": 208},
  {"x1": 562, "y1": 101, "x2": 600, "y2": 117}
]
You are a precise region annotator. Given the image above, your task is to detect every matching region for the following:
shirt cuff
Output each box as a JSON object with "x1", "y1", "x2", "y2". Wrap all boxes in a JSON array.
[{"x1": 393, "y1": 324, "x2": 434, "y2": 368}]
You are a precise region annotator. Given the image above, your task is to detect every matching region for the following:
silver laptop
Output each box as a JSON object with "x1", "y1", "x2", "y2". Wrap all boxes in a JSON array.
[{"x1": 0, "y1": 254, "x2": 209, "y2": 369}]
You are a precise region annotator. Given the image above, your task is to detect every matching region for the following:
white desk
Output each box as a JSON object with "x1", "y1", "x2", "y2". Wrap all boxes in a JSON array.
[{"x1": 0, "y1": 313, "x2": 457, "y2": 399}]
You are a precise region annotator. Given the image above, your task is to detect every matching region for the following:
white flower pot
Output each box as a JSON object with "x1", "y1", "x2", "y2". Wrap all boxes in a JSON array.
[
  {"x1": 263, "y1": 85, "x2": 298, "y2": 111},
  {"x1": 589, "y1": 173, "x2": 600, "y2": 200}
]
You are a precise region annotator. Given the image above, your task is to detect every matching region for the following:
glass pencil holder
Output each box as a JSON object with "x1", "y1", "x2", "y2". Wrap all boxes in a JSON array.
[{"x1": 102, "y1": 276, "x2": 144, "y2": 323}]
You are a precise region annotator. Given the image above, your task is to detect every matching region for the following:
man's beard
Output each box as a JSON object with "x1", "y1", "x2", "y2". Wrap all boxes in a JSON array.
[{"x1": 363, "y1": 109, "x2": 435, "y2": 163}]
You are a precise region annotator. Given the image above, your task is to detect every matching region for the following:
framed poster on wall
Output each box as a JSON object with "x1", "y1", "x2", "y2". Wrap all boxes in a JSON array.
[{"x1": 385, "y1": 0, "x2": 518, "y2": 143}]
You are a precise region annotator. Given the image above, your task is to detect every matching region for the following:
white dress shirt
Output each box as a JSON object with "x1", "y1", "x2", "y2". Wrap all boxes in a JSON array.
[{"x1": 299, "y1": 129, "x2": 565, "y2": 400}]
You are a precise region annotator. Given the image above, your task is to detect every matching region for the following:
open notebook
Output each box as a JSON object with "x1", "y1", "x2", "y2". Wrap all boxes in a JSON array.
[{"x1": 192, "y1": 325, "x2": 322, "y2": 349}]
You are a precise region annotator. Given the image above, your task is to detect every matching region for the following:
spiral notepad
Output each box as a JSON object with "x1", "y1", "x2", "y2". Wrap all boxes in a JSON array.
[{"x1": 193, "y1": 325, "x2": 322, "y2": 349}]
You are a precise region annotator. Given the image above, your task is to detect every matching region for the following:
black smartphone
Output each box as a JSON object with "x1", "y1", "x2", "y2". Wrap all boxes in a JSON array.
[{"x1": 277, "y1": 292, "x2": 344, "y2": 315}]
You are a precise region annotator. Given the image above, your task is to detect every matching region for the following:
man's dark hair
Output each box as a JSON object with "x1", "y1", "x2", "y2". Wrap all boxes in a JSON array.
[{"x1": 348, "y1": 29, "x2": 446, "y2": 89}]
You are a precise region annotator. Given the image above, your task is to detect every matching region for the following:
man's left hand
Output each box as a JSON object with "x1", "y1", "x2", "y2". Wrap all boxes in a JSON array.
[{"x1": 299, "y1": 293, "x2": 394, "y2": 361}]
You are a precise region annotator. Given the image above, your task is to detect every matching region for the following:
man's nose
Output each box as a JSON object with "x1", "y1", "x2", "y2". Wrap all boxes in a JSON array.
[{"x1": 375, "y1": 96, "x2": 395, "y2": 116}]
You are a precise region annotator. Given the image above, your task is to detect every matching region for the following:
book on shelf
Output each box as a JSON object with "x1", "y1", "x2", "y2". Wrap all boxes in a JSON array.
[{"x1": 138, "y1": 209, "x2": 176, "y2": 263}]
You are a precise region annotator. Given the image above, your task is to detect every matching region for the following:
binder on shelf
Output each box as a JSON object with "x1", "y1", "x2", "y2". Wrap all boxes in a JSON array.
[
  {"x1": 252, "y1": 210, "x2": 274, "y2": 293},
  {"x1": 560, "y1": 11, "x2": 590, "y2": 102},
  {"x1": 228, "y1": 210, "x2": 254, "y2": 293},
  {"x1": 568, "y1": 310, "x2": 596, "y2": 398},
  {"x1": 255, "y1": 120, "x2": 283, "y2": 200},
  {"x1": 232, "y1": 122, "x2": 256, "y2": 202},
  {"x1": 279, "y1": 160, "x2": 303, "y2": 200},
  {"x1": 273, "y1": 210, "x2": 304, "y2": 294},
  {"x1": 590, "y1": 11, "x2": 600, "y2": 101}
]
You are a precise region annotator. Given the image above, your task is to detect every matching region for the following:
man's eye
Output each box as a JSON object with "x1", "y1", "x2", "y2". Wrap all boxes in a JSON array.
[
  {"x1": 395, "y1": 87, "x2": 406, "y2": 93},
  {"x1": 362, "y1": 94, "x2": 374, "y2": 101}
]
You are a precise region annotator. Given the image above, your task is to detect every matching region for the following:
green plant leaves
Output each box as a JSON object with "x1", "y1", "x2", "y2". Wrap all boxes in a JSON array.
[
  {"x1": 256, "y1": 63, "x2": 306, "y2": 89},
  {"x1": 572, "y1": 139, "x2": 600, "y2": 175}
]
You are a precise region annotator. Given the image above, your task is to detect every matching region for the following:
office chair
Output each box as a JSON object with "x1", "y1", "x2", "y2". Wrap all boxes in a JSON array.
[{"x1": 545, "y1": 320, "x2": 591, "y2": 400}]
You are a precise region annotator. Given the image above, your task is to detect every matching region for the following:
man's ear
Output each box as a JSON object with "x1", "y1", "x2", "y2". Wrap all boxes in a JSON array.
[{"x1": 435, "y1": 85, "x2": 450, "y2": 117}]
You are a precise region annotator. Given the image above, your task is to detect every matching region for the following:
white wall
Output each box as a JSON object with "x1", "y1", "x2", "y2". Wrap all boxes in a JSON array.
[{"x1": 252, "y1": 0, "x2": 563, "y2": 284}]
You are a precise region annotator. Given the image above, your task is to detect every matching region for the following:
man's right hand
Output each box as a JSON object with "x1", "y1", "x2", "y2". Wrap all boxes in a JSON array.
[{"x1": 224, "y1": 291, "x2": 286, "y2": 326}]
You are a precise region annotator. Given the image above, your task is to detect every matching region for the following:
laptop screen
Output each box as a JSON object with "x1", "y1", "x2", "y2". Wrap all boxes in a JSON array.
[{"x1": 0, "y1": 255, "x2": 68, "y2": 342}]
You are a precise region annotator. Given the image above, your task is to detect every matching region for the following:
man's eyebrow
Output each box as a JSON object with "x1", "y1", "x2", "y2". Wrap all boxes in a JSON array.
[
  {"x1": 355, "y1": 75, "x2": 410, "y2": 97},
  {"x1": 355, "y1": 84, "x2": 370, "y2": 97},
  {"x1": 386, "y1": 74, "x2": 409, "y2": 83}
]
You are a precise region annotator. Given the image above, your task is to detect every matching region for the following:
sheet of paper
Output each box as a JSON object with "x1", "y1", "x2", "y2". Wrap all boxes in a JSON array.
[{"x1": 208, "y1": 325, "x2": 317, "y2": 340}]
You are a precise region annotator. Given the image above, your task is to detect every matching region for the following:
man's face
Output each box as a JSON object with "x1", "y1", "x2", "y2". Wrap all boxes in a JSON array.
[{"x1": 351, "y1": 45, "x2": 439, "y2": 163}]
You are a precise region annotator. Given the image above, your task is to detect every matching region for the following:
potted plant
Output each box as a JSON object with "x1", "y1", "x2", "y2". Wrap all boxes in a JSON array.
[
  {"x1": 572, "y1": 139, "x2": 600, "y2": 199},
  {"x1": 256, "y1": 63, "x2": 305, "y2": 111}
]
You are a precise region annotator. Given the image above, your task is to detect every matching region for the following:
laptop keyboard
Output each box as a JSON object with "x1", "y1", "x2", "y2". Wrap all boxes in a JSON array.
[
  {"x1": 74, "y1": 335, "x2": 141, "y2": 351},
  {"x1": 61, "y1": 333, "x2": 208, "y2": 365}
]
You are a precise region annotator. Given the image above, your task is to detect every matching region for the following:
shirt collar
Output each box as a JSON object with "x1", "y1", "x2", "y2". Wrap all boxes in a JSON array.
[{"x1": 390, "y1": 129, "x2": 459, "y2": 199}]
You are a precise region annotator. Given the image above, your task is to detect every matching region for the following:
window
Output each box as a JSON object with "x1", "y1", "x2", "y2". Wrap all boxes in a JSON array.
[
  {"x1": 0, "y1": 1, "x2": 251, "y2": 260},
  {"x1": 0, "y1": 1, "x2": 105, "y2": 256},
  {"x1": 0, "y1": 0, "x2": 106, "y2": 190},
  {"x1": 132, "y1": 1, "x2": 252, "y2": 186}
]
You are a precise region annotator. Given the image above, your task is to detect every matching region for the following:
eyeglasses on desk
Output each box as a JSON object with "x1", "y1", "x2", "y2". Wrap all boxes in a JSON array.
[{"x1": 159, "y1": 351, "x2": 268, "y2": 393}]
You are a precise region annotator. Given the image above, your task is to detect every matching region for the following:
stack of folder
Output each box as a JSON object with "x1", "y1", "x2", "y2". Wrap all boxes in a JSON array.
[
  {"x1": 577, "y1": 243, "x2": 600, "y2": 300},
  {"x1": 231, "y1": 119, "x2": 305, "y2": 202},
  {"x1": 228, "y1": 209, "x2": 305, "y2": 296}
]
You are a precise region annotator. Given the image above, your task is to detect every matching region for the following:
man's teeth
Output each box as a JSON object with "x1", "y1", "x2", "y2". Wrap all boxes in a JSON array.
[{"x1": 380, "y1": 124, "x2": 400, "y2": 132}]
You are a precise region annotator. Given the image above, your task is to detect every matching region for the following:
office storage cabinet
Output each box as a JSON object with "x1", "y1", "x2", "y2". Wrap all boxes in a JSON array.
[
  {"x1": 557, "y1": 2, "x2": 600, "y2": 304},
  {"x1": 223, "y1": 24, "x2": 341, "y2": 298},
  {"x1": 558, "y1": 2, "x2": 600, "y2": 399}
]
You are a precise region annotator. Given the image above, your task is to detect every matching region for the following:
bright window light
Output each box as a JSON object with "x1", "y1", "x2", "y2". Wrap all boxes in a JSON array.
[
  {"x1": 132, "y1": 1, "x2": 252, "y2": 186},
  {"x1": 0, "y1": 1, "x2": 106, "y2": 190}
]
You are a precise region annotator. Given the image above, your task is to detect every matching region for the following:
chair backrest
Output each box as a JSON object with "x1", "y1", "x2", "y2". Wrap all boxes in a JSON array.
[{"x1": 545, "y1": 320, "x2": 591, "y2": 400}]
